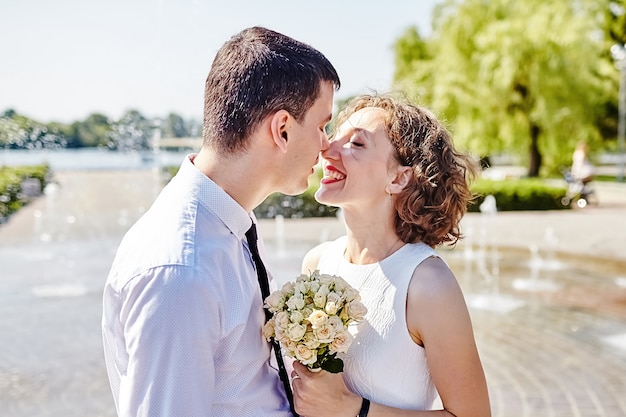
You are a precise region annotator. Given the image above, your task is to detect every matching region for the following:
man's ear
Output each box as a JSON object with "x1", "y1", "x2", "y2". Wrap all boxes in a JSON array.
[
  {"x1": 388, "y1": 166, "x2": 412, "y2": 195},
  {"x1": 270, "y1": 110, "x2": 290, "y2": 153}
]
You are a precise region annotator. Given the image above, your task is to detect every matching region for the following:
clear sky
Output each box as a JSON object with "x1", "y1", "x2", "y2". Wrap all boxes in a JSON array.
[{"x1": 1, "y1": 0, "x2": 439, "y2": 123}]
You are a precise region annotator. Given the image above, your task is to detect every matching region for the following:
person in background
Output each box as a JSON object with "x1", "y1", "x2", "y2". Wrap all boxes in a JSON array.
[
  {"x1": 291, "y1": 94, "x2": 491, "y2": 417},
  {"x1": 571, "y1": 141, "x2": 595, "y2": 184},
  {"x1": 101, "y1": 26, "x2": 340, "y2": 417}
]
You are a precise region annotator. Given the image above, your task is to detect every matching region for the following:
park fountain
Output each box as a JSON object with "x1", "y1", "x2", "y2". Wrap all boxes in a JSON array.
[
  {"x1": 3, "y1": 162, "x2": 626, "y2": 417},
  {"x1": 511, "y1": 238, "x2": 562, "y2": 293},
  {"x1": 465, "y1": 195, "x2": 525, "y2": 313}
]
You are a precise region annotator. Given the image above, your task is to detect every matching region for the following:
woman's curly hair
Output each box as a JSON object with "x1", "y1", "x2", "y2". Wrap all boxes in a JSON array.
[{"x1": 334, "y1": 94, "x2": 478, "y2": 248}]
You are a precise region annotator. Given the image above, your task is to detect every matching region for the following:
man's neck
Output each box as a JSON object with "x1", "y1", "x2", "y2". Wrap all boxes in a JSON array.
[{"x1": 193, "y1": 147, "x2": 271, "y2": 213}]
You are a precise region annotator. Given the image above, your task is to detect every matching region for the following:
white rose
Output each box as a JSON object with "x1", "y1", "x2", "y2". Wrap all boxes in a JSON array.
[
  {"x1": 262, "y1": 319, "x2": 275, "y2": 341},
  {"x1": 301, "y1": 306, "x2": 314, "y2": 319},
  {"x1": 324, "y1": 292, "x2": 342, "y2": 315},
  {"x1": 318, "y1": 274, "x2": 334, "y2": 286},
  {"x1": 343, "y1": 286, "x2": 359, "y2": 303},
  {"x1": 302, "y1": 330, "x2": 321, "y2": 349},
  {"x1": 313, "y1": 291, "x2": 327, "y2": 309},
  {"x1": 326, "y1": 315, "x2": 344, "y2": 331},
  {"x1": 295, "y1": 344, "x2": 318, "y2": 365},
  {"x1": 330, "y1": 328, "x2": 353, "y2": 353},
  {"x1": 290, "y1": 310, "x2": 304, "y2": 324},
  {"x1": 318, "y1": 284, "x2": 330, "y2": 296},
  {"x1": 283, "y1": 340, "x2": 298, "y2": 357},
  {"x1": 314, "y1": 323, "x2": 336, "y2": 343},
  {"x1": 308, "y1": 280, "x2": 320, "y2": 293},
  {"x1": 347, "y1": 300, "x2": 368, "y2": 321},
  {"x1": 333, "y1": 276, "x2": 349, "y2": 292},
  {"x1": 274, "y1": 326, "x2": 286, "y2": 344},
  {"x1": 308, "y1": 270, "x2": 321, "y2": 280},
  {"x1": 286, "y1": 293, "x2": 305, "y2": 311},
  {"x1": 265, "y1": 291, "x2": 285, "y2": 312},
  {"x1": 274, "y1": 329, "x2": 292, "y2": 346},
  {"x1": 281, "y1": 281, "x2": 295, "y2": 296},
  {"x1": 294, "y1": 282, "x2": 307, "y2": 295},
  {"x1": 287, "y1": 323, "x2": 307, "y2": 342},
  {"x1": 308, "y1": 309, "x2": 328, "y2": 329},
  {"x1": 274, "y1": 311, "x2": 290, "y2": 330}
]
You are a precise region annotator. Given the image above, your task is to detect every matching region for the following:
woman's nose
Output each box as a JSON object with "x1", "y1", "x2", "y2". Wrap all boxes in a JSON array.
[{"x1": 321, "y1": 138, "x2": 341, "y2": 160}]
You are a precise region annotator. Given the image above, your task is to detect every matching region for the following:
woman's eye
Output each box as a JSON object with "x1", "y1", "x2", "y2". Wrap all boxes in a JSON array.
[{"x1": 349, "y1": 141, "x2": 363, "y2": 147}]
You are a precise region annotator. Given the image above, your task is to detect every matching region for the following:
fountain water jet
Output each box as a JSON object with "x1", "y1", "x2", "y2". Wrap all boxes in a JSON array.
[
  {"x1": 511, "y1": 229, "x2": 562, "y2": 292},
  {"x1": 466, "y1": 195, "x2": 525, "y2": 314}
]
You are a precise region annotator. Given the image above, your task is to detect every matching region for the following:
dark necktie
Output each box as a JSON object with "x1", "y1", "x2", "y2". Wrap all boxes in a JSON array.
[{"x1": 245, "y1": 223, "x2": 298, "y2": 417}]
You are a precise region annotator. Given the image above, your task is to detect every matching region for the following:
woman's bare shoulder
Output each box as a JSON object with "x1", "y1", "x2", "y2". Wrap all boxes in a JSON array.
[{"x1": 409, "y1": 256, "x2": 461, "y2": 294}]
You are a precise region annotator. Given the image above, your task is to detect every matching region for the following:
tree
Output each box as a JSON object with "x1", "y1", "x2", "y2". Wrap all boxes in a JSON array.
[
  {"x1": 604, "y1": 0, "x2": 626, "y2": 45},
  {"x1": 71, "y1": 113, "x2": 113, "y2": 148},
  {"x1": 393, "y1": 0, "x2": 616, "y2": 176},
  {"x1": 593, "y1": 0, "x2": 626, "y2": 145},
  {"x1": 393, "y1": 27, "x2": 434, "y2": 102},
  {"x1": 0, "y1": 112, "x2": 66, "y2": 149},
  {"x1": 109, "y1": 109, "x2": 155, "y2": 151},
  {"x1": 161, "y1": 113, "x2": 189, "y2": 138}
]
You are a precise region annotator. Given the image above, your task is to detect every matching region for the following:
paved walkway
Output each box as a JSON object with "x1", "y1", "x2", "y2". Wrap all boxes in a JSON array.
[{"x1": 1, "y1": 170, "x2": 625, "y2": 416}]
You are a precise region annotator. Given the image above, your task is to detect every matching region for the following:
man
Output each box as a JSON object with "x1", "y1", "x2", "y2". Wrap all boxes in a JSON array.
[{"x1": 102, "y1": 26, "x2": 340, "y2": 416}]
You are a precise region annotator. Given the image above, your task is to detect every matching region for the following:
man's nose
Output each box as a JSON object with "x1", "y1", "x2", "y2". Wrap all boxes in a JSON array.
[{"x1": 320, "y1": 132, "x2": 330, "y2": 152}]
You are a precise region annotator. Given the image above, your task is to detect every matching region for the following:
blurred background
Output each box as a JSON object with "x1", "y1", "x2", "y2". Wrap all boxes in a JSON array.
[
  {"x1": 1, "y1": 0, "x2": 624, "y2": 180},
  {"x1": 2, "y1": 1, "x2": 626, "y2": 416}
]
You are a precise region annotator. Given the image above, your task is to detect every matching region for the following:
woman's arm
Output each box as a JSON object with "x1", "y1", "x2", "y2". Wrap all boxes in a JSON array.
[
  {"x1": 291, "y1": 256, "x2": 491, "y2": 417},
  {"x1": 406, "y1": 256, "x2": 491, "y2": 417}
]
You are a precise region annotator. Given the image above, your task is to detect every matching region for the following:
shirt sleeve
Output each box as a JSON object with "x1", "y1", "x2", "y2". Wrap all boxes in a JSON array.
[{"x1": 117, "y1": 265, "x2": 219, "y2": 417}]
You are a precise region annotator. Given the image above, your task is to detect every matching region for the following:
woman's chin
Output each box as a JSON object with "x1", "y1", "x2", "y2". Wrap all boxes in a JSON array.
[{"x1": 314, "y1": 189, "x2": 341, "y2": 207}]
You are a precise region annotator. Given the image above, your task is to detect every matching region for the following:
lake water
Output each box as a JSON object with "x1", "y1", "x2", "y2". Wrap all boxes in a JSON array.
[{"x1": 0, "y1": 148, "x2": 192, "y2": 171}]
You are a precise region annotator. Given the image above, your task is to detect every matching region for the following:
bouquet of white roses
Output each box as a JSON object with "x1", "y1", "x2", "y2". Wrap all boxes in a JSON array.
[{"x1": 262, "y1": 269, "x2": 367, "y2": 373}]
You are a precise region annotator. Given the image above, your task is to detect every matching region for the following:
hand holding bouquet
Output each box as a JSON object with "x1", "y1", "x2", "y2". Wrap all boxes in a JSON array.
[{"x1": 262, "y1": 270, "x2": 367, "y2": 373}]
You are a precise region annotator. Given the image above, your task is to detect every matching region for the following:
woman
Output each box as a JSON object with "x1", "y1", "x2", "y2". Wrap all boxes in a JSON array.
[{"x1": 290, "y1": 94, "x2": 491, "y2": 417}]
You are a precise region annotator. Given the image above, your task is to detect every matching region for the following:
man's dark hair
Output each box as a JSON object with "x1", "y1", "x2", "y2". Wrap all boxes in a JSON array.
[{"x1": 203, "y1": 26, "x2": 340, "y2": 154}]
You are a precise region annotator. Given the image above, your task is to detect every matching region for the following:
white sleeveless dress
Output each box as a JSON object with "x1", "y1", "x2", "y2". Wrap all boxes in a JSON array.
[{"x1": 317, "y1": 236, "x2": 439, "y2": 410}]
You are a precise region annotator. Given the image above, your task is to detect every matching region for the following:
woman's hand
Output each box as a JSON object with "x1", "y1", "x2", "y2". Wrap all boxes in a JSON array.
[{"x1": 291, "y1": 361, "x2": 362, "y2": 417}]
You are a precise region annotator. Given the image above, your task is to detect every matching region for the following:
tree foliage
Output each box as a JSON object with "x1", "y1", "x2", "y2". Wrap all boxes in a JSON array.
[
  {"x1": 393, "y1": 0, "x2": 618, "y2": 177},
  {"x1": 604, "y1": 0, "x2": 626, "y2": 45},
  {"x1": 594, "y1": 0, "x2": 626, "y2": 143},
  {"x1": 108, "y1": 110, "x2": 154, "y2": 151},
  {"x1": 0, "y1": 112, "x2": 66, "y2": 149},
  {"x1": 71, "y1": 113, "x2": 113, "y2": 148},
  {"x1": 161, "y1": 112, "x2": 190, "y2": 138},
  {"x1": 0, "y1": 109, "x2": 200, "y2": 150}
]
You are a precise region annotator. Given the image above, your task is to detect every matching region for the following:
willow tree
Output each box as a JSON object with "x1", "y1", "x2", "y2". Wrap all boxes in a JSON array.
[{"x1": 393, "y1": 0, "x2": 616, "y2": 177}]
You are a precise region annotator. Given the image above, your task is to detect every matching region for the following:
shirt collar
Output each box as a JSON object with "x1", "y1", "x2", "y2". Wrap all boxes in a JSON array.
[{"x1": 178, "y1": 154, "x2": 253, "y2": 240}]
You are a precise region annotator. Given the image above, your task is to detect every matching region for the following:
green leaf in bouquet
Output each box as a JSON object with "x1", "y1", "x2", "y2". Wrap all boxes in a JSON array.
[{"x1": 319, "y1": 355, "x2": 344, "y2": 374}]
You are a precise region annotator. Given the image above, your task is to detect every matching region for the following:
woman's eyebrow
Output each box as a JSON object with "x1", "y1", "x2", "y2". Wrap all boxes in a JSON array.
[{"x1": 351, "y1": 127, "x2": 373, "y2": 142}]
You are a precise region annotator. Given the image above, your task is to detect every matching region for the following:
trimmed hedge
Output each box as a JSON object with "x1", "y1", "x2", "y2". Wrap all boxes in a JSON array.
[
  {"x1": 165, "y1": 165, "x2": 571, "y2": 217},
  {"x1": 257, "y1": 176, "x2": 570, "y2": 217},
  {"x1": 254, "y1": 186, "x2": 338, "y2": 219},
  {"x1": 257, "y1": 177, "x2": 570, "y2": 217},
  {"x1": 0, "y1": 164, "x2": 51, "y2": 222},
  {"x1": 468, "y1": 178, "x2": 569, "y2": 212},
  {"x1": 254, "y1": 168, "x2": 337, "y2": 218}
]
